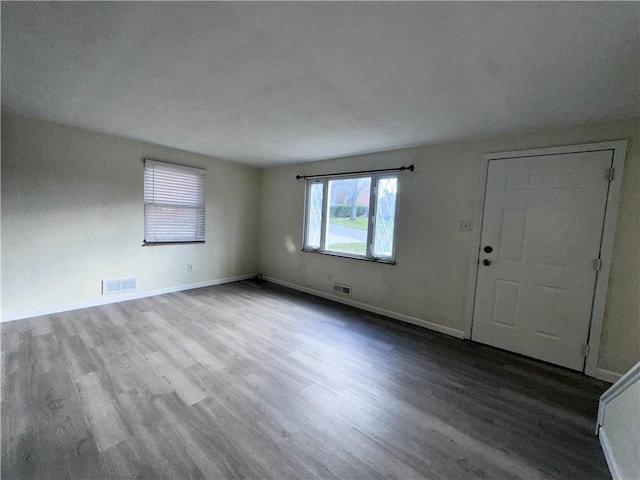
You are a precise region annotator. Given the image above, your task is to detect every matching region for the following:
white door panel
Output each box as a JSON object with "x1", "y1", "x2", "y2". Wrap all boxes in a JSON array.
[{"x1": 472, "y1": 150, "x2": 612, "y2": 370}]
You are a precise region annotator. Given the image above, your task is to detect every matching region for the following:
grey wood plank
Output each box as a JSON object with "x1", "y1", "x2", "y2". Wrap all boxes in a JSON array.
[
  {"x1": 90, "y1": 340, "x2": 172, "y2": 397},
  {"x1": 2, "y1": 280, "x2": 612, "y2": 479},
  {"x1": 2, "y1": 358, "x2": 94, "y2": 480},
  {"x1": 75, "y1": 371, "x2": 130, "y2": 452},
  {"x1": 144, "y1": 310, "x2": 227, "y2": 371},
  {"x1": 98, "y1": 303, "x2": 130, "y2": 327},
  {"x1": 146, "y1": 330, "x2": 199, "y2": 369},
  {"x1": 144, "y1": 351, "x2": 207, "y2": 406},
  {"x1": 29, "y1": 316, "x2": 53, "y2": 337},
  {"x1": 58, "y1": 334, "x2": 98, "y2": 378}
]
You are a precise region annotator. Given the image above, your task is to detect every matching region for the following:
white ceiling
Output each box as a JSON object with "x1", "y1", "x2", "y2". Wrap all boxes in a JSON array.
[{"x1": 2, "y1": 2, "x2": 639, "y2": 166}]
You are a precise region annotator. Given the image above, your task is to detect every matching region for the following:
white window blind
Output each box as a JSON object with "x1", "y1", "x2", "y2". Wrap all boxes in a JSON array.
[{"x1": 144, "y1": 159, "x2": 206, "y2": 244}]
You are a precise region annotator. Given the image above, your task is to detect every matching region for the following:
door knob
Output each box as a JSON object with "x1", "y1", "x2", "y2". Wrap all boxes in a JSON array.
[{"x1": 482, "y1": 259, "x2": 491, "y2": 266}]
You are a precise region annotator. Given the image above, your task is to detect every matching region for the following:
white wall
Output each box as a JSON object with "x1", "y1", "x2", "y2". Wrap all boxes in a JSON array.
[
  {"x1": 599, "y1": 362, "x2": 640, "y2": 480},
  {"x1": 603, "y1": 384, "x2": 640, "y2": 479},
  {"x1": 259, "y1": 118, "x2": 640, "y2": 375},
  {"x1": 1, "y1": 112, "x2": 260, "y2": 318},
  {"x1": 2, "y1": 112, "x2": 638, "y2": 375}
]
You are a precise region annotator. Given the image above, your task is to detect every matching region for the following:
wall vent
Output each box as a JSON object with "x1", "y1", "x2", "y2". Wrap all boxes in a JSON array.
[
  {"x1": 102, "y1": 277, "x2": 137, "y2": 295},
  {"x1": 333, "y1": 283, "x2": 352, "y2": 296}
]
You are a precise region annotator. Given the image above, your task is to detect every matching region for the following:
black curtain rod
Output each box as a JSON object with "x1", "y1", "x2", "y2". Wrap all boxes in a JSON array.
[{"x1": 296, "y1": 164, "x2": 414, "y2": 180}]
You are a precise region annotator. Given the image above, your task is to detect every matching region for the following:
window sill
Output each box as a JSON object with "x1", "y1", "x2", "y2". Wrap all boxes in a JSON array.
[
  {"x1": 301, "y1": 248, "x2": 395, "y2": 265},
  {"x1": 143, "y1": 241, "x2": 205, "y2": 246}
]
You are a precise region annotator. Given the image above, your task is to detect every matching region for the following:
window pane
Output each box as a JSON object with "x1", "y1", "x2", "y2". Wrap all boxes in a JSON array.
[
  {"x1": 305, "y1": 182, "x2": 324, "y2": 248},
  {"x1": 326, "y1": 177, "x2": 371, "y2": 255},
  {"x1": 373, "y1": 176, "x2": 398, "y2": 257}
]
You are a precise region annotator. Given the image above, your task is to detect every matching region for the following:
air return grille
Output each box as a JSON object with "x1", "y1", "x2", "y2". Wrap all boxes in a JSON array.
[
  {"x1": 333, "y1": 283, "x2": 352, "y2": 296},
  {"x1": 102, "y1": 277, "x2": 137, "y2": 295}
]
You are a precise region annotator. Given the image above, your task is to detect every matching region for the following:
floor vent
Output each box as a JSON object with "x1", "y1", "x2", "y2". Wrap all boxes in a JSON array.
[
  {"x1": 102, "y1": 277, "x2": 137, "y2": 295},
  {"x1": 333, "y1": 283, "x2": 352, "y2": 296}
]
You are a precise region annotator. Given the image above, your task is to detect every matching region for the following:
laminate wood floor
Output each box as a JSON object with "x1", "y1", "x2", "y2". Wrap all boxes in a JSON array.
[{"x1": 2, "y1": 280, "x2": 611, "y2": 479}]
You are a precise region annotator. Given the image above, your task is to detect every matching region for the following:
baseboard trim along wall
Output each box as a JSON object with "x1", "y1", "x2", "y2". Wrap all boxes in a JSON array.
[
  {"x1": 264, "y1": 275, "x2": 465, "y2": 340},
  {"x1": 4, "y1": 272, "x2": 625, "y2": 383},
  {"x1": 263, "y1": 276, "x2": 625, "y2": 383},
  {"x1": 596, "y1": 368, "x2": 623, "y2": 384},
  {"x1": 1, "y1": 274, "x2": 257, "y2": 322}
]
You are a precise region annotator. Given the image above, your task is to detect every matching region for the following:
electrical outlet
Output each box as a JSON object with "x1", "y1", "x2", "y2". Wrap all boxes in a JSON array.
[
  {"x1": 187, "y1": 264, "x2": 193, "y2": 272},
  {"x1": 327, "y1": 274, "x2": 332, "y2": 282},
  {"x1": 458, "y1": 220, "x2": 473, "y2": 231}
]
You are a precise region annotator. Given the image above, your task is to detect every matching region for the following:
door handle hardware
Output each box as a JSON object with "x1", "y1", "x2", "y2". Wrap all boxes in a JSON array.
[{"x1": 482, "y1": 259, "x2": 491, "y2": 266}]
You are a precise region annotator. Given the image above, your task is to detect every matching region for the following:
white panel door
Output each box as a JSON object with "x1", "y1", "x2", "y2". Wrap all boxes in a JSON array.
[{"x1": 472, "y1": 150, "x2": 613, "y2": 370}]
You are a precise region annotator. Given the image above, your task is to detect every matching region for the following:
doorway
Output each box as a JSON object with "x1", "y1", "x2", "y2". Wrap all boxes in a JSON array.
[{"x1": 468, "y1": 142, "x2": 627, "y2": 374}]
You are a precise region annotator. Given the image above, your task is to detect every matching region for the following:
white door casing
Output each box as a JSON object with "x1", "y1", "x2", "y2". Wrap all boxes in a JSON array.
[{"x1": 467, "y1": 142, "x2": 627, "y2": 376}]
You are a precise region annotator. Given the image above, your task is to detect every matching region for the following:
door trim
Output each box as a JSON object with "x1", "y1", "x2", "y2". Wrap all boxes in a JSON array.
[{"x1": 464, "y1": 141, "x2": 628, "y2": 380}]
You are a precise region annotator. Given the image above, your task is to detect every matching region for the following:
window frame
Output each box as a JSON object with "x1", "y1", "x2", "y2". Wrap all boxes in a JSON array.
[
  {"x1": 302, "y1": 172, "x2": 400, "y2": 264},
  {"x1": 143, "y1": 159, "x2": 206, "y2": 246}
]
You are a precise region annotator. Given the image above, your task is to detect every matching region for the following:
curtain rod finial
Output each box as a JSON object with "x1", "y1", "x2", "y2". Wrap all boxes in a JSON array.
[
  {"x1": 407, "y1": 164, "x2": 415, "y2": 172},
  {"x1": 296, "y1": 175, "x2": 303, "y2": 180}
]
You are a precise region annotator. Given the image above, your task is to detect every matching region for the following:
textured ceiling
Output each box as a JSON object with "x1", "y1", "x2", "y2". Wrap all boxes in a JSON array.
[{"x1": 2, "y1": 2, "x2": 639, "y2": 166}]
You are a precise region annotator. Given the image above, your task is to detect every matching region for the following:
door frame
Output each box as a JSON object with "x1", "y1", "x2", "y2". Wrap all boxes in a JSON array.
[{"x1": 464, "y1": 141, "x2": 628, "y2": 380}]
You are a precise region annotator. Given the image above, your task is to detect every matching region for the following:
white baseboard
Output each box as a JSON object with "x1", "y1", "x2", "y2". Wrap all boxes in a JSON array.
[
  {"x1": 263, "y1": 275, "x2": 465, "y2": 340},
  {"x1": 599, "y1": 428, "x2": 623, "y2": 480},
  {"x1": 596, "y1": 368, "x2": 623, "y2": 384},
  {"x1": 1, "y1": 274, "x2": 256, "y2": 322}
]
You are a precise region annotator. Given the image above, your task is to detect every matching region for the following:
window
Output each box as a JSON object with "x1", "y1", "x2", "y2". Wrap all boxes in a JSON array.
[
  {"x1": 303, "y1": 173, "x2": 400, "y2": 262},
  {"x1": 144, "y1": 159, "x2": 206, "y2": 244}
]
